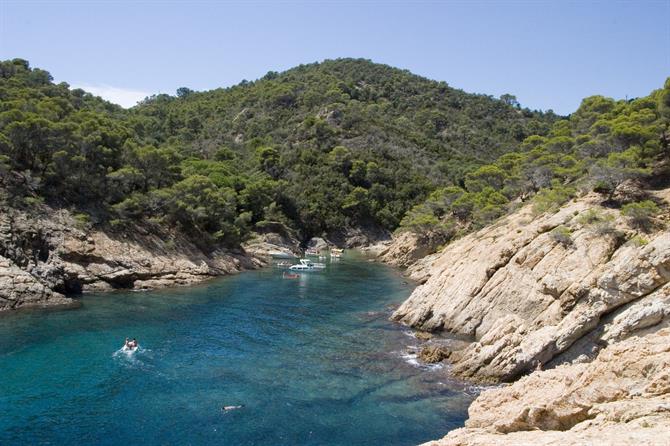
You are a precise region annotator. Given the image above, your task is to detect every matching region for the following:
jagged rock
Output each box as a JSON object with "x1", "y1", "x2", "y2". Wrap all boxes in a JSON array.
[
  {"x1": 242, "y1": 231, "x2": 300, "y2": 259},
  {"x1": 415, "y1": 331, "x2": 433, "y2": 341},
  {"x1": 612, "y1": 179, "x2": 649, "y2": 204},
  {"x1": 418, "y1": 344, "x2": 450, "y2": 363},
  {"x1": 328, "y1": 225, "x2": 391, "y2": 249},
  {"x1": 391, "y1": 191, "x2": 670, "y2": 383},
  {"x1": 0, "y1": 255, "x2": 72, "y2": 310},
  {"x1": 307, "y1": 237, "x2": 329, "y2": 251},
  {"x1": 423, "y1": 329, "x2": 670, "y2": 446}
]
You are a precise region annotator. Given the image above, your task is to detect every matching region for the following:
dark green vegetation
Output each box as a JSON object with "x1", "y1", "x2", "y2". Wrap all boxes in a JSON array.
[
  {"x1": 0, "y1": 58, "x2": 554, "y2": 246},
  {"x1": 400, "y1": 77, "x2": 670, "y2": 240},
  {"x1": 1, "y1": 57, "x2": 667, "y2": 249}
]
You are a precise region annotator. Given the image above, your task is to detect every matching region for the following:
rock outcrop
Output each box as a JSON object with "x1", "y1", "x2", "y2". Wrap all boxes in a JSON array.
[
  {"x1": 386, "y1": 189, "x2": 670, "y2": 446},
  {"x1": 423, "y1": 328, "x2": 670, "y2": 446},
  {"x1": 379, "y1": 231, "x2": 447, "y2": 269},
  {"x1": 392, "y1": 192, "x2": 670, "y2": 383},
  {"x1": 242, "y1": 229, "x2": 301, "y2": 259},
  {"x1": 0, "y1": 207, "x2": 261, "y2": 311}
]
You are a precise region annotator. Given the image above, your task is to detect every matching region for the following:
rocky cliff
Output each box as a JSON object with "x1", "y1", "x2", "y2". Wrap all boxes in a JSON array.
[
  {"x1": 423, "y1": 328, "x2": 670, "y2": 446},
  {"x1": 384, "y1": 189, "x2": 670, "y2": 445},
  {"x1": 392, "y1": 191, "x2": 669, "y2": 383},
  {"x1": 0, "y1": 207, "x2": 264, "y2": 311}
]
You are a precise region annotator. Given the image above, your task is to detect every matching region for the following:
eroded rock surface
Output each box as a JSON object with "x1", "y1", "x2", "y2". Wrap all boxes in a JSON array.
[
  {"x1": 0, "y1": 208, "x2": 259, "y2": 311},
  {"x1": 423, "y1": 329, "x2": 670, "y2": 446},
  {"x1": 392, "y1": 193, "x2": 670, "y2": 383}
]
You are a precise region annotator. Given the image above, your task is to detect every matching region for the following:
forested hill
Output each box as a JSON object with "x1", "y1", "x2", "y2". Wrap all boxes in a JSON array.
[{"x1": 0, "y1": 58, "x2": 556, "y2": 246}]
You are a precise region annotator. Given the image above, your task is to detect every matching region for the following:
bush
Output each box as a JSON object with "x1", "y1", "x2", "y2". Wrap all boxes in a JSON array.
[
  {"x1": 628, "y1": 235, "x2": 649, "y2": 247},
  {"x1": 73, "y1": 212, "x2": 92, "y2": 229},
  {"x1": 533, "y1": 181, "x2": 576, "y2": 214},
  {"x1": 550, "y1": 225, "x2": 573, "y2": 247},
  {"x1": 577, "y1": 208, "x2": 616, "y2": 235},
  {"x1": 621, "y1": 200, "x2": 659, "y2": 231}
]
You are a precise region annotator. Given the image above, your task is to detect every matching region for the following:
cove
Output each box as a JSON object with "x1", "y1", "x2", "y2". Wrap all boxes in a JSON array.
[{"x1": 0, "y1": 254, "x2": 474, "y2": 445}]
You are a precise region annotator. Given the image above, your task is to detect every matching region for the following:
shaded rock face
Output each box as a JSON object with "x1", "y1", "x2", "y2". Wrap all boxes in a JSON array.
[
  {"x1": 392, "y1": 192, "x2": 670, "y2": 383},
  {"x1": 242, "y1": 231, "x2": 301, "y2": 259},
  {"x1": 423, "y1": 329, "x2": 670, "y2": 446},
  {"x1": 328, "y1": 225, "x2": 391, "y2": 249},
  {"x1": 0, "y1": 208, "x2": 258, "y2": 311}
]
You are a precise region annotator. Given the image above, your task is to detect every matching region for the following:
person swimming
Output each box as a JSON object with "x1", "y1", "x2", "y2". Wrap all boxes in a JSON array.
[{"x1": 124, "y1": 338, "x2": 138, "y2": 350}]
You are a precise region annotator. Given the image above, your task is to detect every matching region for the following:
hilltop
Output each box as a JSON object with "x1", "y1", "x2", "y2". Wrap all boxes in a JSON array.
[{"x1": 0, "y1": 58, "x2": 555, "y2": 247}]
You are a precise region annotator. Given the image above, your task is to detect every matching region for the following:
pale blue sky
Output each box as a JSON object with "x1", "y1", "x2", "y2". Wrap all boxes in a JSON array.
[{"x1": 1, "y1": 1, "x2": 668, "y2": 113}]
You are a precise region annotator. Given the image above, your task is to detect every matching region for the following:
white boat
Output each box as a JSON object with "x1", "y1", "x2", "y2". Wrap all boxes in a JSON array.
[
  {"x1": 289, "y1": 259, "x2": 325, "y2": 271},
  {"x1": 331, "y1": 248, "x2": 343, "y2": 258}
]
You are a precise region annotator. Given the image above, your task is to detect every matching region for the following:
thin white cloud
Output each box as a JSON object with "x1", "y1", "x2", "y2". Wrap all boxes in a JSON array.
[{"x1": 71, "y1": 83, "x2": 152, "y2": 108}]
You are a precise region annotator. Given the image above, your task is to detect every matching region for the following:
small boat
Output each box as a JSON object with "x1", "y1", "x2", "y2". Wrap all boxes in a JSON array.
[
  {"x1": 305, "y1": 248, "x2": 320, "y2": 256},
  {"x1": 289, "y1": 259, "x2": 324, "y2": 271},
  {"x1": 282, "y1": 272, "x2": 300, "y2": 279}
]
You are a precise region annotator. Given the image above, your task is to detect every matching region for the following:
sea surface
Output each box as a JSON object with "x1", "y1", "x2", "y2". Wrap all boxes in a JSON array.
[{"x1": 0, "y1": 254, "x2": 475, "y2": 445}]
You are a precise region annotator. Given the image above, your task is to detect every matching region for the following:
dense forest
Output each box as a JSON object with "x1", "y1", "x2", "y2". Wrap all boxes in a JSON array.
[
  {"x1": 1, "y1": 57, "x2": 667, "y2": 249},
  {"x1": 400, "y1": 77, "x2": 670, "y2": 242}
]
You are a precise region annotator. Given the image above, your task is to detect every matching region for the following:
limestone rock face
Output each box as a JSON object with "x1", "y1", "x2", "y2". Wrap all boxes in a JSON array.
[
  {"x1": 392, "y1": 192, "x2": 670, "y2": 383},
  {"x1": 0, "y1": 208, "x2": 258, "y2": 311},
  {"x1": 423, "y1": 329, "x2": 670, "y2": 446}
]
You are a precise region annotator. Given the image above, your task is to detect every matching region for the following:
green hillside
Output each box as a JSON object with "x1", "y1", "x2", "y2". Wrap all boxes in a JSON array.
[{"x1": 11, "y1": 57, "x2": 660, "y2": 248}]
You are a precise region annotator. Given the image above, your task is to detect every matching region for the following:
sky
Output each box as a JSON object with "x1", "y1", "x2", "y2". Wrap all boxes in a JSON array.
[{"x1": 1, "y1": 1, "x2": 668, "y2": 114}]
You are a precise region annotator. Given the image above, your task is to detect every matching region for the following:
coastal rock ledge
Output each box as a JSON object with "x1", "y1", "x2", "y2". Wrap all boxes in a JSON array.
[
  {"x1": 423, "y1": 328, "x2": 670, "y2": 446},
  {"x1": 386, "y1": 190, "x2": 670, "y2": 445}
]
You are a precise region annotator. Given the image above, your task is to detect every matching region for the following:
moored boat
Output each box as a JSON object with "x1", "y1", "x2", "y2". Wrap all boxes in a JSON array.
[{"x1": 289, "y1": 259, "x2": 325, "y2": 271}]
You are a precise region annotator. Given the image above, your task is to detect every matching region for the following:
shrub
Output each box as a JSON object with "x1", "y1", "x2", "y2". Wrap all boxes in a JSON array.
[
  {"x1": 73, "y1": 212, "x2": 91, "y2": 229},
  {"x1": 533, "y1": 181, "x2": 576, "y2": 214},
  {"x1": 629, "y1": 235, "x2": 649, "y2": 247},
  {"x1": 550, "y1": 225, "x2": 573, "y2": 247},
  {"x1": 577, "y1": 208, "x2": 616, "y2": 235},
  {"x1": 621, "y1": 200, "x2": 659, "y2": 231}
]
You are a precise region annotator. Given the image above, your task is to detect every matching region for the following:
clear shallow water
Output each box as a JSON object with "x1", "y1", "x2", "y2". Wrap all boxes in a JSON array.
[{"x1": 0, "y1": 254, "x2": 474, "y2": 445}]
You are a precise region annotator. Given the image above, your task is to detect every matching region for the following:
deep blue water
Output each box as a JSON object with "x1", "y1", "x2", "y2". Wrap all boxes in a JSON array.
[{"x1": 0, "y1": 254, "x2": 474, "y2": 445}]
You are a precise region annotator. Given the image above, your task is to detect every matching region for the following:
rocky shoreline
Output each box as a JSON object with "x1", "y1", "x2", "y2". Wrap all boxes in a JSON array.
[
  {"x1": 379, "y1": 188, "x2": 670, "y2": 445},
  {"x1": 0, "y1": 207, "x2": 267, "y2": 311}
]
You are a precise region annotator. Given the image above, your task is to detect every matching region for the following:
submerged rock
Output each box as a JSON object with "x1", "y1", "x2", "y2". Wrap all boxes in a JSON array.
[{"x1": 415, "y1": 331, "x2": 433, "y2": 341}]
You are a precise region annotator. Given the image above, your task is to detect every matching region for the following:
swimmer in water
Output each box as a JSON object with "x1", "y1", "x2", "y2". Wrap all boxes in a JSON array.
[{"x1": 124, "y1": 338, "x2": 138, "y2": 349}]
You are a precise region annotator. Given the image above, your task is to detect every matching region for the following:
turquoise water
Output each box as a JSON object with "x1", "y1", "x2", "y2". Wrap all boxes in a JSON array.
[{"x1": 0, "y1": 255, "x2": 474, "y2": 445}]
